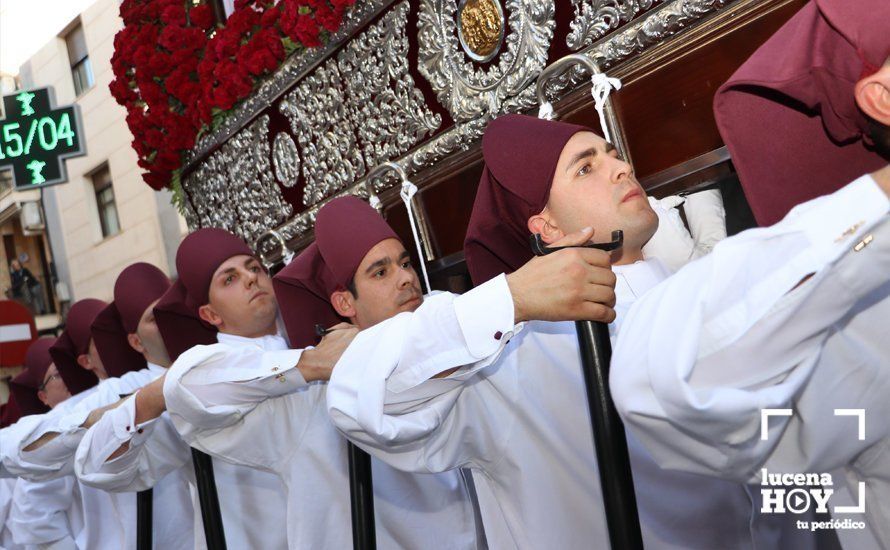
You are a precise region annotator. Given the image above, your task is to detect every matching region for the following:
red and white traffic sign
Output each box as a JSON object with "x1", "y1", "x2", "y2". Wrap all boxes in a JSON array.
[{"x1": 0, "y1": 300, "x2": 37, "y2": 367}]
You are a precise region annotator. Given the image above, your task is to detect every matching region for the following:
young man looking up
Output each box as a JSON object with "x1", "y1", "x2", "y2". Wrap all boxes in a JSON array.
[
  {"x1": 611, "y1": 0, "x2": 890, "y2": 545},
  {"x1": 326, "y1": 114, "x2": 834, "y2": 549},
  {"x1": 146, "y1": 223, "x2": 489, "y2": 549}
]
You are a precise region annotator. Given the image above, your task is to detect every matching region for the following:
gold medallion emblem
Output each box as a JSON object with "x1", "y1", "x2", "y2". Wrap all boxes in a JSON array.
[{"x1": 457, "y1": 0, "x2": 505, "y2": 63}]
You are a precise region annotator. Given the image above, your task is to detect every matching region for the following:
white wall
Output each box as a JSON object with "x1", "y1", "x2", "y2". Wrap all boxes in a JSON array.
[{"x1": 18, "y1": 0, "x2": 187, "y2": 301}]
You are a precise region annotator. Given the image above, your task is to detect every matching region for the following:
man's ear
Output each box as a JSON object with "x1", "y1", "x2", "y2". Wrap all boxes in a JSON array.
[
  {"x1": 528, "y1": 208, "x2": 564, "y2": 245},
  {"x1": 197, "y1": 304, "x2": 223, "y2": 328},
  {"x1": 38, "y1": 390, "x2": 50, "y2": 407},
  {"x1": 330, "y1": 290, "x2": 356, "y2": 319},
  {"x1": 127, "y1": 333, "x2": 146, "y2": 354},
  {"x1": 855, "y1": 67, "x2": 890, "y2": 125}
]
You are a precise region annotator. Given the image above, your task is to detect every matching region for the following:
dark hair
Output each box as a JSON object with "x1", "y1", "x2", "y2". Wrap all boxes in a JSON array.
[
  {"x1": 866, "y1": 116, "x2": 890, "y2": 159},
  {"x1": 346, "y1": 277, "x2": 358, "y2": 299}
]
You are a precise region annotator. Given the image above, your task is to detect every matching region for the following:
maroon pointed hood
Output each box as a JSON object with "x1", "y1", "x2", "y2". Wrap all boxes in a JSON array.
[
  {"x1": 1, "y1": 395, "x2": 23, "y2": 427},
  {"x1": 9, "y1": 338, "x2": 57, "y2": 416},
  {"x1": 154, "y1": 228, "x2": 254, "y2": 360},
  {"x1": 51, "y1": 298, "x2": 107, "y2": 395},
  {"x1": 92, "y1": 263, "x2": 171, "y2": 376},
  {"x1": 714, "y1": 0, "x2": 890, "y2": 226},
  {"x1": 273, "y1": 196, "x2": 400, "y2": 347},
  {"x1": 464, "y1": 114, "x2": 589, "y2": 285}
]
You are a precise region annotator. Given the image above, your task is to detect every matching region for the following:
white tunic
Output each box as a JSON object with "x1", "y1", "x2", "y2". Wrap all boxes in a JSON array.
[
  {"x1": 74, "y1": 394, "x2": 289, "y2": 550},
  {"x1": 163, "y1": 332, "x2": 483, "y2": 550},
  {"x1": 326, "y1": 265, "x2": 826, "y2": 549},
  {"x1": 0, "y1": 390, "x2": 94, "y2": 479},
  {"x1": 0, "y1": 478, "x2": 25, "y2": 549},
  {"x1": 8, "y1": 366, "x2": 164, "y2": 480},
  {"x1": 610, "y1": 174, "x2": 890, "y2": 548},
  {"x1": 4, "y1": 366, "x2": 168, "y2": 549},
  {"x1": 9, "y1": 476, "x2": 79, "y2": 550}
]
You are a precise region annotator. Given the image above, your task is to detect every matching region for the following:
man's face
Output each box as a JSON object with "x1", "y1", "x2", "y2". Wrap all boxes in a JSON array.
[
  {"x1": 131, "y1": 298, "x2": 171, "y2": 367},
  {"x1": 11, "y1": 260, "x2": 20, "y2": 270},
  {"x1": 77, "y1": 338, "x2": 108, "y2": 379},
  {"x1": 332, "y1": 238, "x2": 423, "y2": 329},
  {"x1": 200, "y1": 255, "x2": 278, "y2": 338},
  {"x1": 38, "y1": 363, "x2": 70, "y2": 409},
  {"x1": 534, "y1": 131, "x2": 657, "y2": 255}
]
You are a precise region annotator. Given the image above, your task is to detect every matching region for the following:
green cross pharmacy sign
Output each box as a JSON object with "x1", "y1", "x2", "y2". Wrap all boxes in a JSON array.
[{"x1": 0, "y1": 87, "x2": 86, "y2": 189}]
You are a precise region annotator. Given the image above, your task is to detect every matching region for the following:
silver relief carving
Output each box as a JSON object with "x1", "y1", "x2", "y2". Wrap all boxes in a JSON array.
[
  {"x1": 566, "y1": 0, "x2": 660, "y2": 51},
  {"x1": 183, "y1": 154, "x2": 238, "y2": 233},
  {"x1": 272, "y1": 132, "x2": 300, "y2": 188},
  {"x1": 279, "y1": 60, "x2": 367, "y2": 207},
  {"x1": 338, "y1": 1, "x2": 442, "y2": 169},
  {"x1": 229, "y1": 116, "x2": 294, "y2": 243},
  {"x1": 539, "y1": 0, "x2": 730, "y2": 107},
  {"x1": 182, "y1": 115, "x2": 292, "y2": 242},
  {"x1": 185, "y1": 0, "x2": 736, "y2": 261},
  {"x1": 417, "y1": 0, "x2": 555, "y2": 122},
  {"x1": 183, "y1": 0, "x2": 395, "y2": 169},
  {"x1": 588, "y1": 0, "x2": 729, "y2": 64}
]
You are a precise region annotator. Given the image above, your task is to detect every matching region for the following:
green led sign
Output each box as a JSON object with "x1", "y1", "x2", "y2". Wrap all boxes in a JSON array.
[{"x1": 0, "y1": 87, "x2": 86, "y2": 190}]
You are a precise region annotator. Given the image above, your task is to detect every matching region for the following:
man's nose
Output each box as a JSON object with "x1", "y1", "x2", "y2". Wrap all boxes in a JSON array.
[{"x1": 397, "y1": 266, "x2": 416, "y2": 288}]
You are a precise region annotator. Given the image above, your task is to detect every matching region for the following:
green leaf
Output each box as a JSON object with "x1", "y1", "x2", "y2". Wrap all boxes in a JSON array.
[{"x1": 169, "y1": 169, "x2": 188, "y2": 216}]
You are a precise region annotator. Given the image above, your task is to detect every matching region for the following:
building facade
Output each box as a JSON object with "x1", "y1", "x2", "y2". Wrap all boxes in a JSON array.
[
  {"x1": 0, "y1": 71, "x2": 58, "y2": 319},
  {"x1": 15, "y1": 0, "x2": 186, "y2": 304}
]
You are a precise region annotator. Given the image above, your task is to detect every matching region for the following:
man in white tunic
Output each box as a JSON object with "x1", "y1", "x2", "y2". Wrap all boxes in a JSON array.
[
  {"x1": 76, "y1": 259, "x2": 289, "y2": 550},
  {"x1": 610, "y1": 1, "x2": 890, "y2": 547},
  {"x1": 7, "y1": 339, "x2": 78, "y2": 549},
  {"x1": 4, "y1": 271, "x2": 184, "y2": 550},
  {"x1": 141, "y1": 224, "x2": 485, "y2": 549},
  {"x1": 68, "y1": 263, "x2": 198, "y2": 550},
  {"x1": 326, "y1": 113, "x2": 837, "y2": 549}
]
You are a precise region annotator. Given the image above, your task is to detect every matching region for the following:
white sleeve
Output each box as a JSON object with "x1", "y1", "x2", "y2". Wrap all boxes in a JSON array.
[
  {"x1": 683, "y1": 188, "x2": 727, "y2": 256},
  {"x1": 1, "y1": 416, "x2": 49, "y2": 478},
  {"x1": 74, "y1": 396, "x2": 190, "y2": 492},
  {"x1": 642, "y1": 191, "x2": 728, "y2": 273},
  {"x1": 611, "y1": 174, "x2": 890, "y2": 478},
  {"x1": 328, "y1": 274, "x2": 521, "y2": 472},
  {"x1": 641, "y1": 195, "x2": 696, "y2": 272},
  {"x1": 11, "y1": 372, "x2": 156, "y2": 480},
  {"x1": 9, "y1": 476, "x2": 76, "y2": 546},
  {"x1": 163, "y1": 343, "x2": 313, "y2": 471}
]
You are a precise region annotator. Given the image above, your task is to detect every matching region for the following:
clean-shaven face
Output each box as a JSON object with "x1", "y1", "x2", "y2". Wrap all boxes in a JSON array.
[
  {"x1": 348, "y1": 238, "x2": 423, "y2": 329},
  {"x1": 544, "y1": 131, "x2": 658, "y2": 254},
  {"x1": 204, "y1": 255, "x2": 278, "y2": 338}
]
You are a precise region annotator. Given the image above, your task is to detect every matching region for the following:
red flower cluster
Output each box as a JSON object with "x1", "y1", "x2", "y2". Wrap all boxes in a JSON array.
[{"x1": 109, "y1": 0, "x2": 356, "y2": 191}]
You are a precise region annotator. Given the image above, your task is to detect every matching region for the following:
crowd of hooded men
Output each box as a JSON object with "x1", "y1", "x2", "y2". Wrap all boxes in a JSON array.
[{"x1": 1, "y1": 1, "x2": 889, "y2": 548}]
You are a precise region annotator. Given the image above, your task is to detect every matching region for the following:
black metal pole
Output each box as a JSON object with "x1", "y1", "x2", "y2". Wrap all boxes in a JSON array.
[
  {"x1": 136, "y1": 489, "x2": 152, "y2": 550},
  {"x1": 531, "y1": 231, "x2": 643, "y2": 550},
  {"x1": 347, "y1": 442, "x2": 376, "y2": 550},
  {"x1": 575, "y1": 320, "x2": 643, "y2": 549},
  {"x1": 191, "y1": 449, "x2": 227, "y2": 550}
]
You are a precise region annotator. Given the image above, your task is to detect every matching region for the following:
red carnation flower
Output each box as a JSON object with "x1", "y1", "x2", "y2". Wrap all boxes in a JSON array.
[
  {"x1": 189, "y1": 4, "x2": 214, "y2": 31},
  {"x1": 160, "y1": 5, "x2": 186, "y2": 26}
]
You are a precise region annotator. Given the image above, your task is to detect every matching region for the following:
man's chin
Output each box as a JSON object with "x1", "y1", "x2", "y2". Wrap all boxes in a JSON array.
[{"x1": 400, "y1": 296, "x2": 423, "y2": 313}]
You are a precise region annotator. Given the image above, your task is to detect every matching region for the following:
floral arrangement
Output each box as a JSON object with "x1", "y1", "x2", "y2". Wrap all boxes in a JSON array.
[{"x1": 109, "y1": 0, "x2": 355, "y2": 192}]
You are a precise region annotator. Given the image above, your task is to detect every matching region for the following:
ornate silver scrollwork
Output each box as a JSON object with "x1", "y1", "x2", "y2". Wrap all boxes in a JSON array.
[
  {"x1": 589, "y1": 0, "x2": 729, "y2": 67},
  {"x1": 183, "y1": 0, "x2": 395, "y2": 168},
  {"x1": 256, "y1": 228, "x2": 293, "y2": 269},
  {"x1": 184, "y1": 0, "x2": 738, "y2": 263},
  {"x1": 272, "y1": 132, "x2": 300, "y2": 188},
  {"x1": 566, "y1": 0, "x2": 660, "y2": 51},
  {"x1": 279, "y1": 61, "x2": 367, "y2": 207},
  {"x1": 417, "y1": 0, "x2": 555, "y2": 122},
  {"x1": 338, "y1": 1, "x2": 441, "y2": 169},
  {"x1": 182, "y1": 115, "x2": 293, "y2": 243},
  {"x1": 183, "y1": 153, "x2": 238, "y2": 233}
]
